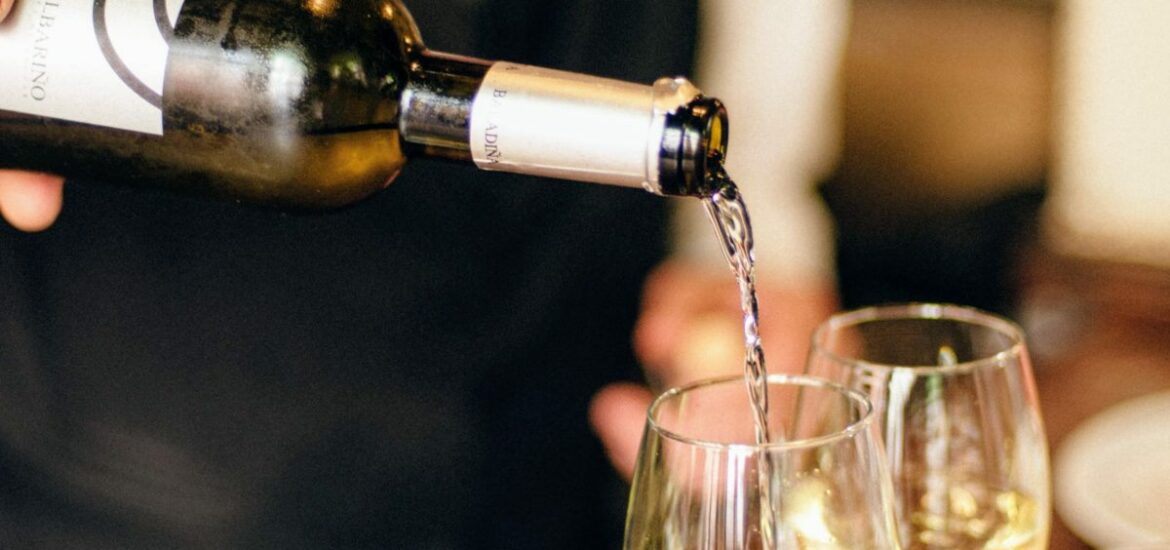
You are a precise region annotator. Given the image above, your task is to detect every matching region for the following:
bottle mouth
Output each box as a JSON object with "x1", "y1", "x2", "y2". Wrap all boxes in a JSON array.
[{"x1": 658, "y1": 96, "x2": 729, "y2": 197}]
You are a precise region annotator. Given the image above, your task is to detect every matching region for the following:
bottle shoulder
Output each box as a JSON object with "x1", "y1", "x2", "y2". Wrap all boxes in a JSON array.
[{"x1": 165, "y1": 0, "x2": 423, "y2": 132}]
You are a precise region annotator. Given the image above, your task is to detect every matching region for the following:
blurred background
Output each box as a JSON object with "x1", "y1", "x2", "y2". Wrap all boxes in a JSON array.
[
  {"x1": 826, "y1": 0, "x2": 1049, "y2": 314},
  {"x1": 826, "y1": 1, "x2": 1170, "y2": 547}
]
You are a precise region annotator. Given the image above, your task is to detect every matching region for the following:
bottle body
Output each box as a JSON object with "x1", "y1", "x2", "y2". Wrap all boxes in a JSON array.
[
  {"x1": 3, "y1": 0, "x2": 418, "y2": 207},
  {"x1": 0, "y1": 0, "x2": 726, "y2": 207}
]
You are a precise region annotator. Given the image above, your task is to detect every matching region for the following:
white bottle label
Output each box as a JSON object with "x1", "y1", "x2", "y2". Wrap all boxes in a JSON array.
[
  {"x1": 0, "y1": 0, "x2": 185, "y2": 135},
  {"x1": 469, "y1": 62, "x2": 661, "y2": 189}
]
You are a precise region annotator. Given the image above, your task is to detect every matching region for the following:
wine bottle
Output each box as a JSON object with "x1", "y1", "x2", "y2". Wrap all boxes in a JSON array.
[{"x1": 0, "y1": 0, "x2": 728, "y2": 208}]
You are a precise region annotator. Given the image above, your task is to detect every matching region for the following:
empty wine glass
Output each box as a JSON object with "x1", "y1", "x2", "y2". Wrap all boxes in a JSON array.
[
  {"x1": 806, "y1": 303, "x2": 1050, "y2": 549},
  {"x1": 623, "y1": 374, "x2": 901, "y2": 549}
]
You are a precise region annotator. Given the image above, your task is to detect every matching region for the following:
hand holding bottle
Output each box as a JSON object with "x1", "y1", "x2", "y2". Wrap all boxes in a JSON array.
[{"x1": 0, "y1": 0, "x2": 65, "y2": 232}]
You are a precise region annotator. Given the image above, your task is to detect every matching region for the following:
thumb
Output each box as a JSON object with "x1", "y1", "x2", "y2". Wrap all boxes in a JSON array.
[
  {"x1": 0, "y1": 171, "x2": 65, "y2": 232},
  {"x1": 589, "y1": 382, "x2": 654, "y2": 482},
  {"x1": 0, "y1": 0, "x2": 14, "y2": 22}
]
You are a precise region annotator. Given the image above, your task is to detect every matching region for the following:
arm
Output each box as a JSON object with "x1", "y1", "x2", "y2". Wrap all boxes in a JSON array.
[
  {"x1": 591, "y1": 0, "x2": 851, "y2": 479},
  {"x1": 642, "y1": 0, "x2": 850, "y2": 381}
]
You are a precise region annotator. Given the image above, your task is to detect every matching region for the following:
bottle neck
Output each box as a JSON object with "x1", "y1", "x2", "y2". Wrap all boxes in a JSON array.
[
  {"x1": 398, "y1": 52, "x2": 727, "y2": 197},
  {"x1": 398, "y1": 51, "x2": 490, "y2": 162}
]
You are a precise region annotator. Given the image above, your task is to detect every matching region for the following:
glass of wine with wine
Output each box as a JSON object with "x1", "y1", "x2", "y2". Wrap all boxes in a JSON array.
[
  {"x1": 623, "y1": 374, "x2": 902, "y2": 549},
  {"x1": 806, "y1": 303, "x2": 1051, "y2": 549}
]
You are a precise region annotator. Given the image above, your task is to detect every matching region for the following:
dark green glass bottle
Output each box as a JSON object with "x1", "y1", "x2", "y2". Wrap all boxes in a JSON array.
[{"x1": 0, "y1": 0, "x2": 727, "y2": 207}]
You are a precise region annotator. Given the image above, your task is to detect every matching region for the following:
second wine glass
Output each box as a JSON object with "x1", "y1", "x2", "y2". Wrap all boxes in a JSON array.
[{"x1": 806, "y1": 303, "x2": 1050, "y2": 549}]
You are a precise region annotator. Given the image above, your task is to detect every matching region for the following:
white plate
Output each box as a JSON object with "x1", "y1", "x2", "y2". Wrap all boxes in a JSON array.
[{"x1": 1055, "y1": 390, "x2": 1170, "y2": 548}]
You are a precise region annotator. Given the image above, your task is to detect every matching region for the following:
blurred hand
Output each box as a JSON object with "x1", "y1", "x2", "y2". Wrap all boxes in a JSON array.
[
  {"x1": 0, "y1": 0, "x2": 66, "y2": 232},
  {"x1": 589, "y1": 260, "x2": 838, "y2": 479}
]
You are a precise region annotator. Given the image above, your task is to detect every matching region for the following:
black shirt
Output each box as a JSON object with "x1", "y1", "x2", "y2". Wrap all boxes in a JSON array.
[{"x1": 0, "y1": 0, "x2": 697, "y2": 547}]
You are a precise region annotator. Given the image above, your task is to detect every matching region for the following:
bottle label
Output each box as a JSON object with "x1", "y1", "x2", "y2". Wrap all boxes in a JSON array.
[
  {"x1": 469, "y1": 62, "x2": 659, "y2": 189},
  {"x1": 0, "y1": 0, "x2": 185, "y2": 135}
]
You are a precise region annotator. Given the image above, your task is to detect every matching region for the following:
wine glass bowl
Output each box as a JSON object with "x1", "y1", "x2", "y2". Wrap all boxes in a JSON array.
[
  {"x1": 623, "y1": 374, "x2": 901, "y2": 549},
  {"x1": 807, "y1": 303, "x2": 1051, "y2": 550}
]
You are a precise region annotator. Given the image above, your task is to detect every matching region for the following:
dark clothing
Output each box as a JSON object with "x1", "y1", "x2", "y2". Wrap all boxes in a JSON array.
[{"x1": 0, "y1": 1, "x2": 696, "y2": 547}]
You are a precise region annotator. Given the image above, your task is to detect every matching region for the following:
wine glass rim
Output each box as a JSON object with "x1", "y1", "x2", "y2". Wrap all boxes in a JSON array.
[
  {"x1": 645, "y1": 373, "x2": 876, "y2": 451},
  {"x1": 810, "y1": 302, "x2": 1027, "y2": 374}
]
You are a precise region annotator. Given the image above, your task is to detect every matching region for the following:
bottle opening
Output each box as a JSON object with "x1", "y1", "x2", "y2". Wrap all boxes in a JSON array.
[{"x1": 658, "y1": 97, "x2": 729, "y2": 196}]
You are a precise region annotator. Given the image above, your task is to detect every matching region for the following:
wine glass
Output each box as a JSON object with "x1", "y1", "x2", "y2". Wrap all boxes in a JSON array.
[
  {"x1": 623, "y1": 374, "x2": 901, "y2": 549},
  {"x1": 806, "y1": 303, "x2": 1050, "y2": 549}
]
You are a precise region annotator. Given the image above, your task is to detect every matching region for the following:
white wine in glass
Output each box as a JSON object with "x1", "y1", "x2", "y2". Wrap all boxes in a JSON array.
[
  {"x1": 807, "y1": 303, "x2": 1051, "y2": 550},
  {"x1": 624, "y1": 374, "x2": 902, "y2": 549}
]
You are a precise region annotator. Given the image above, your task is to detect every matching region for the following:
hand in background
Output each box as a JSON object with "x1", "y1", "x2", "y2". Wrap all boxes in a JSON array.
[{"x1": 589, "y1": 260, "x2": 839, "y2": 479}]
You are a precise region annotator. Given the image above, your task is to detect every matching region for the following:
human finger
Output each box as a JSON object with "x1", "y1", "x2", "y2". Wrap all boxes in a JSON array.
[
  {"x1": 0, "y1": 171, "x2": 66, "y2": 232},
  {"x1": 0, "y1": 0, "x2": 15, "y2": 22},
  {"x1": 588, "y1": 382, "x2": 655, "y2": 481}
]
